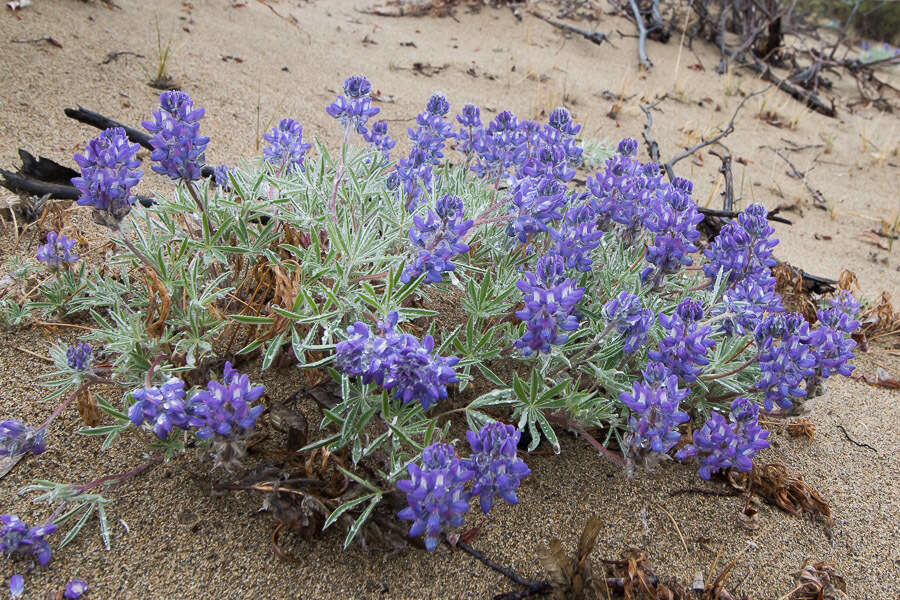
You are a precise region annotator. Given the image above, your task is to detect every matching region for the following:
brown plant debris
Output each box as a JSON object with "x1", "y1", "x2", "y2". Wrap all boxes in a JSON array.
[
  {"x1": 727, "y1": 463, "x2": 831, "y2": 524},
  {"x1": 773, "y1": 262, "x2": 818, "y2": 323},
  {"x1": 838, "y1": 270, "x2": 900, "y2": 340},
  {"x1": 787, "y1": 561, "x2": 849, "y2": 600},
  {"x1": 142, "y1": 267, "x2": 171, "y2": 339},
  {"x1": 786, "y1": 418, "x2": 816, "y2": 440},
  {"x1": 600, "y1": 548, "x2": 687, "y2": 600},
  {"x1": 76, "y1": 387, "x2": 101, "y2": 427},
  {"x1": 851, "y1": 367, "x2": 900, "y2": 390},
  {"x1": 540, "y1": 516, "x2": 602, "y2": 599},
  {"x1": 268, "y1": 402, "x2": 309, "y2": 451}
]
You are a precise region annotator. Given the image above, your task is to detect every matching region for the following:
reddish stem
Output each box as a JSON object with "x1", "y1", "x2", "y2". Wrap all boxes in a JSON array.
[
  {"x1": 74, "y1": 455, "x2": 163, "y2": 494},
  {"x1": 549, "y1": 414, "x2": 626, "y2": 467}
]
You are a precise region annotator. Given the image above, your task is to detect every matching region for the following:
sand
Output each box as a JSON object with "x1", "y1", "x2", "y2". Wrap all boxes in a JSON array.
[{"x1": 0, "y1": 0, "x2": 898, "y2": 598}]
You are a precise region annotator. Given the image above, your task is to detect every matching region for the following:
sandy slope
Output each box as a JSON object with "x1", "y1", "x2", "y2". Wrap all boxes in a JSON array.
[{"x1": 0, "y1": 1, "x2": 898, "y2": 598}]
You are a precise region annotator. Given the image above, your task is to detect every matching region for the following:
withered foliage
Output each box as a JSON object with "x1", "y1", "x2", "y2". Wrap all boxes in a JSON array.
[
  {"x1": 785, "y1": 418, "x2": 816, "y2": 440},
  {"x1": 788, "y1": 561, "x2": 848, "y2": 600},
  {"x1": 773, "y1": 262, "x2": 817, "y2": 323},
  {"x1": 537, "y1": 517, "x2": 696, "y2": 600},
  {"x1": 727, "y1": 463, "x2": 831, "y2": 524},
  {"x1": 540, "y1": 516, "x2": 603, "y2": 599},
  {"x1": 142, "y1": 266, "x2": 171, "y2": 339},
  {"x1": 601, "y1": 548, "x2": 687, "y2": 600},
  {"x1": 76, "y1": 387, "x2": 101, "y2": 427},
  {"x1": 838, "y1": 269, "x2": 900, "y2": 341},
  {"x1": 209, "y1": 396, "x2": 411, "y2": 556}
]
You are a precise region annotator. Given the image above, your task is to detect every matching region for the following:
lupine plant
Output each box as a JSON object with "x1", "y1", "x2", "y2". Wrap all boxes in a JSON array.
[{"x1": 0, "y1": 76, "x2": 862, "y2": 568}]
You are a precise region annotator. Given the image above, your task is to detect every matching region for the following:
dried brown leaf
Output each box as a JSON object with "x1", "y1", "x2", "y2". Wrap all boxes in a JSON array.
[
  {"x1": 728, "y1": 463, "x2": 831, "y2": 523},
  {"x1": 786, "y1": 418, "x2": 816, "y2": 439},
  {"x1": 142, "y1": 267, "x2": 171, "y2": 339},
  {"x1": 773, "y1": 262, "x2": 817, "y2": 323},
  {"x1": 852, "y1": 367, "x2": 900, "y2": 389},
  {"x1": 77, "y1": 387, "x2": 101, "y2": 427},
  {"x1": 789, "y1": 560, "x2": 848, "y2": 599}
]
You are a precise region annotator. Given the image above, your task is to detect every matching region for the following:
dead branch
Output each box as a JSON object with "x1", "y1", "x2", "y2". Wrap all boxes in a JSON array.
[
  {"x1": 663, "y1": 86, "x2": 771, "y2": 180},
  {"x1": 762, "y1": 145, "x2": 826, "y2": 206},
  {"x1": 529, "y1": 11, "x2": 610, "y2": 46},
  {"x1": 638, "y1": 95, "x2": 668, "y2": 163},
  {"x1": 709, "y1": 145, "x2": 734, "y2": 212},
  {"x1": 628, "y1": 0, "x2": 652, "y2": 69}
]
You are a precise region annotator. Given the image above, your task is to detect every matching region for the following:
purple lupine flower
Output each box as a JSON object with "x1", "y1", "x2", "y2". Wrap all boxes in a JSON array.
[
  {"x1": 128, "y1": 378, "x2": 192, "y2": 440},
  {"x1": 519, "y1": 141, "x2": 576, "y2": 182},
  {"x1": 587, "y1": 139, "x2": 662, "y2": 242},
  {"x1": 712, "y1": 275, "x2": 784, "y2": 336},
  {"x1": 213, "y1": 165, "x2": 232, "y2": 188},
  {"x1": 188, "y1": 362, "x2": 265, "y2": 470},
  {"x1": 703, "y1": 203, "x2": 777, "y2": 286},
  {"x1": 262, "y1": 118, "x2": 312, "y2": 174},
  {"x1": 0, "y1": 515, "x2": 57, "y2": 566},
  {"x1": 514, "y1": 255, "x2": 584, "y2": 355},
  {"x1": 640, "y1": 183, "x2": 703, "y2": 285},
  {"x1": 401, "y1": 194, "x2": 473, "y2": 284},
  {"x1": 550, "y1": 202, "x2": 604, "y2": 272},
  {"x1": 802, "y1": 291, "x2": 860, "y2": 395},
  {"x1": 64, "y1": 580, "x2": 88, "y2": 599},
  {"x1": 71, "y1": 127, "x2": 143, "y2": 228},
  {"x1": 66, "y1": 342, "x2": 92, "y2": 372},
  {"x1": 326, "y1": 75, "x2": 380, "y2": 135},
  {"x1": 648, "y1": 299, "x2": 716, "y2": 383},
  {"x1": 454, "y1": 103, "x2": 482, "y2": 159},
  {"x1": 407, "y1": 92, "x2": 454, "y2": 166},
  {"x1": 397, "y1": 442, "x2": 473, "y2": 551},
  {"x1": 0, "y1": 421, "x2": 46, "y2": 458},
  {"x1": 806, "y1": 326, "x2": 856, "y2": 379},
  {"x1": 471, "y1": 110, "x2": 527, "y2": 180},
  {"x1": 515, "y1": 109, "x2": 582, "y2": 183},
  {"x1": 382, "y1": 331, "x2": 460, "y2": 410},
  {"x1": 676, "y1": 397, "x2": 769, "y2": 480},
  {"x1": 362, "y1": 120, "x2": 396, "y2": 162},
  {"x1": 394, "y1": 148, "x2": 434, "y2": 211},
  {"x1": 142, "y1": 91, "x2": 210, "y2": 182},
  {"x1": 189, "y1": 362, "x2": 265, "y2": 440},
  {"x1": 9, "y1": 574, "x2": 23, "y2": 598},
  {"x1": 36, "y1": 231, "x2": 79, "y2": 268},
  {"x1": 334, "y1": 317, "x2": 396, "y2": 386},
  {"x1": 344, "y1": 74, "x2": 371, "y2": 98},
  {"x1": 602, "y1": 291, "x2": 653, "y2": 354},
  {"x1": 335, "y1": 312, "x2": 459, "y2": 410},
  {"x1": 619, "y1": 362, "x2": 690, "y2": 470},
  {"x1": 507, "y1": 176, "x2": 568, "y2": 242},
  {"x1": 617, "y1": 138, "x2": 638, "y2": 156},
  {"x1": 426, "y1": 91, "x2": 450, "y2": 117},
  {"x1": 547, "y1": 107, "x2": 581, "y2": 138},
  {"x1": 463, "y1": 422, "x2": 530, "y2": 514},
  {"x1": 818, "y1": 291, "x2": 860, "y2": 334},
  {"x1": 755, "y1": 313, "x2": 817, "y2": 411}
]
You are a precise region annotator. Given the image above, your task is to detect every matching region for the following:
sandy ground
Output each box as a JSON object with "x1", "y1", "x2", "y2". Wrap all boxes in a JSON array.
[{"x1": 0, "y1": 0, "x2": 898, "y2": 598}]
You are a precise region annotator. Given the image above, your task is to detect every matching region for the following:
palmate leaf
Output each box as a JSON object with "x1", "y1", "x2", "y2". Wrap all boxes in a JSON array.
[{"x1": 511, "y1": 371, "x2": 567, "y2": 453}]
